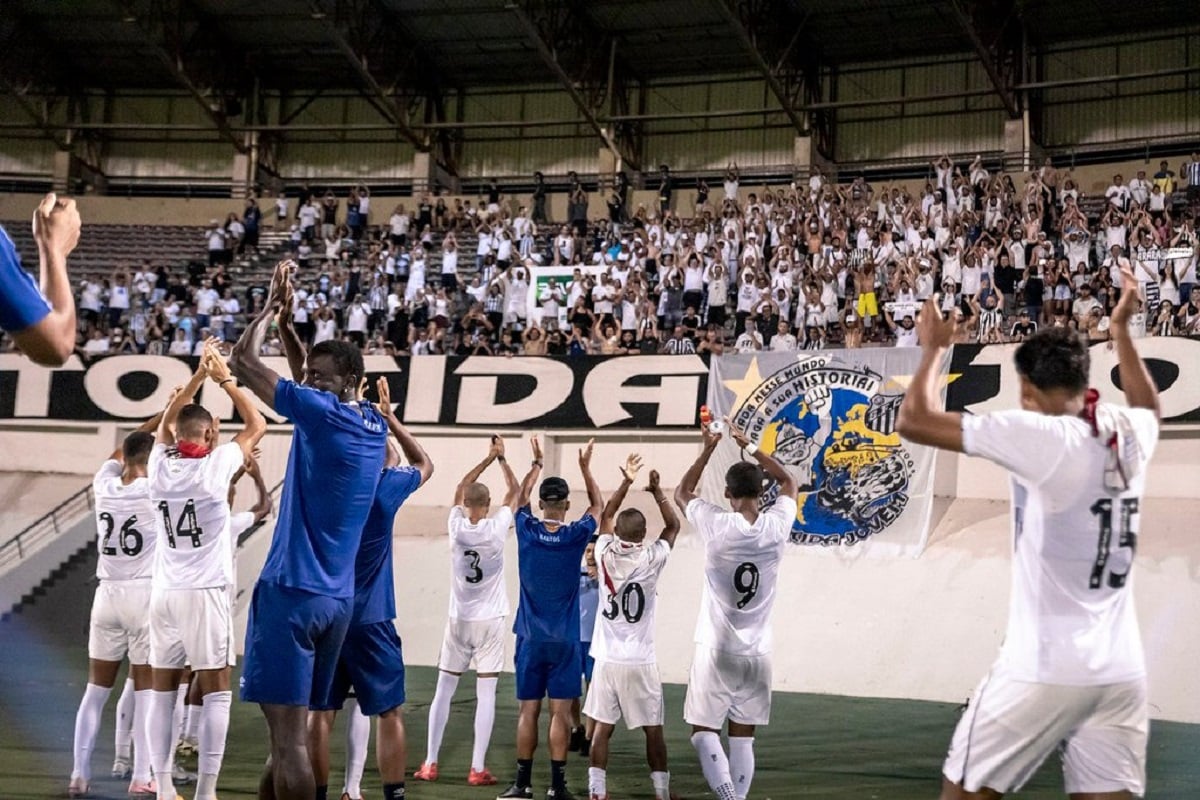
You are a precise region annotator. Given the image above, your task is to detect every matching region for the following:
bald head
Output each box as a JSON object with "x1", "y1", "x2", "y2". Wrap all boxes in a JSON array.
[
  {"x1": 463, "y1": 482, "x2": 491, "y2": 509},
  {"x1": 615, "y1": 508, "x2": 647, "y2": 542}
]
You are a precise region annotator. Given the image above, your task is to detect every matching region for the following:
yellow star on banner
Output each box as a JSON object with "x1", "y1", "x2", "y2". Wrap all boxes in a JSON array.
[
  {"x1": 883, "y1": 372, "x2": 963, "y2": 392},
  {"x1": 721, "y1": 357, "x2": 767, "y2": 413}
]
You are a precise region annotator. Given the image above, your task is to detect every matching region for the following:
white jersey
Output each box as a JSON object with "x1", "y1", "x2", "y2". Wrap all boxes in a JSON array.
[
  {"x1": 148, "y1": 442, "x2": 245, "y2": 591},
  {"x1": 685, "y1": 495, "x2": 796, "y2": 657},
  {"x1": 92, "y1": 460, "x2": 157, "y2": 581},
  {"x1": 962, "y1": 407, "x2": 1159, "y2": 684},
  {"x1": 589, "y1": 535, "x2": 671, "y2": 665},
  {"x1": 447, "y1": 505, "x2": 512, "y2": 621}
]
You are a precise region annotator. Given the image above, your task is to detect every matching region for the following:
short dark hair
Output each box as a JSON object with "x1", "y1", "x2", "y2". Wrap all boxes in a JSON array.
[
  {"x1": 615, "y1": 508, "x2": 647, "y2": 540},
  {"x1": 725, "y1": 461, "x2": 764, "y2": 499},
  {"x1": 310, "y1": 339, "x2": 364, "y2": 383},
  {"x1": 177, "y1": 404, "x2": 214, "y2": 440},
  {"x1": 1014, "y1": 327, "x2": 1089, "y2": 394},
  {"x1": 123, "y1": 431, "x2": 155, "y2": 463}
]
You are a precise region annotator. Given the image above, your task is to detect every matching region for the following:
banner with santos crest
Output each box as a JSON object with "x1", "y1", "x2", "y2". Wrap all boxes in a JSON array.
[{"x1": 702, "y1": 349, "x2": 949, "y2": 558}]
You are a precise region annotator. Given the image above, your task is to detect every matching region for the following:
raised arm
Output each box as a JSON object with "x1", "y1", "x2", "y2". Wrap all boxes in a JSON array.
[
  {"x1": 108, "y1": 410, "x2": 166, "y2": 462},
  {"x1": 244, "y1": 455, "x2": 273, "y2": 523},
  {"x1": 205, "y1": 339, "x2": 267, "y2": 458},
  {"x1": 727, "y1": 418, "x2": 799, "y2": 499},
  {"x1": 376, "y1": 376, "x2": 433, "y2": 486},
  {"x1": 229, "y1": 260, "x2": 290, "y2": 406},
  {"x1": 157, "y1": 358, "x2": 209, "y2": 446},
  {"x1": 276, "y1": 280, "x2": 305, "y2": 381},
  {"x1": 577, "y1": 437, "x2": 602, "y2": 520},
  {"x1": 9, "y1": 194, "x2": 81, "y2": 366},
  {"x1": 674, "y1": 422, "x2": 721, "y2": 512},
  {"x1": 455, "y1": 436, "x2": 500, "y2": 507},
  {"x1": 646, "y1": 468, "x2": 680, "y2": 548},
  {"x1": 517, "y1": 434, "x2": 544, "y2": 508},
  {"x1": 600, "y1": 453, "x2": 642, "y2": 533},
  {"x1": 1110, "y1": 264, "x2": 1161, "y2": 418},
  {"x1": 496, "y1": 437, "x2": 520, "y2": 509},
  {"x1": 895, "y1": 295, "x2": 964, "y2": 451}
]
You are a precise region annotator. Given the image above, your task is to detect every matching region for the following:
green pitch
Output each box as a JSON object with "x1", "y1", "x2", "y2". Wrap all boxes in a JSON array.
[{"x1": 1, "y1": 635, "x2": 1197, "y2": 800}]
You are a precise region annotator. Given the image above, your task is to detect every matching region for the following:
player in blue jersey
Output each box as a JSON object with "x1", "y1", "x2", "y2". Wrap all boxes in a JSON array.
[
  {"x1": 309, "y1": 376, "x2": 433, "y2": 800},
  {"x1": 0, "y1": 194, "x2": 81, "y2": 365},
  {"x1": 229, "y1": 260, "x2": 389, "y2": 800},
  {"x1": 498, "y1": 436, "x2": 602, "y2": 800}
]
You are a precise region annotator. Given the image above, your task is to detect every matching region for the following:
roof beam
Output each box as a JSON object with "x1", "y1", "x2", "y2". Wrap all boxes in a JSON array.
[
  {"x1": 507, "y1": 2, "x2": 641, "y2": 171},
  {"x1": 713, "y1": 0, "x2": 809, "y2": 136},
  {"x1": 949, "y1": 0, "x2": 1022, "y2": 118},
  {"x1": 112, "y1": 0, "x2": 247, "y2": 152}
]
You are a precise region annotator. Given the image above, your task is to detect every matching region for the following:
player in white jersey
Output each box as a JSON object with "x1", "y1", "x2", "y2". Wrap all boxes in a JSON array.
[
  {"x1": 896, "y1": 269, "x2": 1160, "y2": 800},
  {"x1": 145, "y1": 341, "x2": 266, "y2": 800},
  {"x1": 416, "y1": 434, "x2": 519, "y2": 787},
  {"x1": 584, "y1": 456, "x2": 680, "y2": 800},
  {"x1": 68, "y1": 413, "x2": 164, "y2": 798},
  {"x1": 674, "y1": 419, "x2": 799, "y2": 800}
]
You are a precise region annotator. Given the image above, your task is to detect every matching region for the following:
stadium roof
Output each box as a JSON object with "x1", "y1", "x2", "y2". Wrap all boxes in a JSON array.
[{"x1": 2, "y1": 0, "x2": 1188, "y2": 92}]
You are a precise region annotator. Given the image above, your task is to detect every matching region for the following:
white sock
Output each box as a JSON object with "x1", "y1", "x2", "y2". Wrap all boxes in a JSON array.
[
  {"x1": 728, "y1": 736, "x2": 755, "y2": 800},
  {"x1": 171, "y1": 683, "x2": 187, "y2": 772},
  {"x1": 194, "y1": 690, "x2": 231, "y2": 800},
  {"x1": 114, "y1": 677, "x2": 135, "y2": 761},
  {"x1": 184, "y1": 700, "x2": 203, "y2": 743},
  {"x1": 148, "y1": 689, "x2": 179, "y2": 800},
  {"x1": 344, "y1": 699, "x2": 370, "y2": 799},
  {"x1": 472, "y1": 676, "x2": 497, "y2": 771},
  {"x1": 425, "y1": 671, "x2": 459, "y2": 764},
  {"x1": 651, "y1": 770, "x2": 670, "y2": 800},
  {"x1": 691, "y1": 731, "x2": 736, "y2": 800},
  {"x1": 588, "y1": 766, "x2": 607, "y2": 797},
  {"x1": 132, "y1": 689, "x2": 155, "y2": 783},
  {"x1": 71, "y1": 683, "x2": 112, "y2": 782}
]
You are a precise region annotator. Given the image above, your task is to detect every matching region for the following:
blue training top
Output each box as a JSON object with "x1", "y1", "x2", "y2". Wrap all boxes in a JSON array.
[
  {"x1": 579, "y1": 573, "x2": 600, "y2": 644},
  {"x1": 0, "y1": 226, "x2": 51, "y2": 334},
  {"x1": 262, "y1": 379, "x2": 387, "y2": 598},
  {"x1": 513, "y1": 505, "x2": 597, "y2": 642},
  {"x1": 352, "y1": 465, "x2": 422, "y2": 625}
]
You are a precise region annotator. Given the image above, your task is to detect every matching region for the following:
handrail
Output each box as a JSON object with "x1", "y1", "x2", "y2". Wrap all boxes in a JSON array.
[{"x1": 0, "y1": 483, "x2": 95, "y2": 573}]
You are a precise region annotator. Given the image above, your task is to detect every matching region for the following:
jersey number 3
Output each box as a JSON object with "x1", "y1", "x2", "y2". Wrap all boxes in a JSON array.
[
  {"x1": 99, "y1": 512, "x2": 144, "y2": 557},
  {"x1": 1089, "y1": 498, "x2": 1138, "y2": 590},
  {"x1": 158, "y1": 499, "x2": 204, "y2": 549},
  {"x1": 463, "y1": 549, "x2": 484, "y2": 584}
]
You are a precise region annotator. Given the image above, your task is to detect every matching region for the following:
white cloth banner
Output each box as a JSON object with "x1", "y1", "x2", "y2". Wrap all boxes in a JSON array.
[{"x1": 703, "y1": 349, "x2": 948, "y2": 558}]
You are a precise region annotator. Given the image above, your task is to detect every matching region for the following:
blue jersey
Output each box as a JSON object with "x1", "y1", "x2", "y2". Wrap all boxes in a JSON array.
[
  {"x1": 579, "y1": 573, "x2": 600, "y2": 643},
  {"x1": 0, "y1": 226, "x2": 50, "y2": 333},
  {"x1": 352, "y1": 466, "x2": 422, "y2": 625},
  {"x1": 262, "y1": 380, "x2": 387, "y2": 598},
  {"x1": 513, "y1": 505, "x2": 596, "y2": 642}
]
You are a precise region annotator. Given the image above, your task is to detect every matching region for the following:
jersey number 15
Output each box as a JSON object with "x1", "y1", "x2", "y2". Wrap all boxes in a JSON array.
[{"x1": 1089, "y1": 498, "x2": 1138, "y2": 590}]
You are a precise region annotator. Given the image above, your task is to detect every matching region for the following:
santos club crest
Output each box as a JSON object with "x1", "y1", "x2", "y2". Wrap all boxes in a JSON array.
[{"x1": 727, "y1": 355, "x2": 915, "y2": 546}]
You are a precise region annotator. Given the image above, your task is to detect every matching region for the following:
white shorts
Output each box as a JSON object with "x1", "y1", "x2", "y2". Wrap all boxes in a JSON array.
[
  {"x1": 438, "y1": 616, "x2": 506, "y2": 674},
  {"x1": 584, "y1": 661, "x2": 664, "y2": 730},
  {"x1": 88, "y1": 580, "x2": 152, "y2": 664},
  {"x1": 149, "y1": 586, "x2": 234, "y2": 671},
  {"x1": 943, "y1": 670, "x2": 1148, "y2": 796},
  {"x1": 683, "y1": 645, "x2": 772, "y2": 729}
]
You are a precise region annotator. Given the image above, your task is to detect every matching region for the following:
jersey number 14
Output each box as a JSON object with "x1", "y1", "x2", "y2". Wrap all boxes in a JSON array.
[{"x1": 158, "y1": 499, "x2": 205, "y2": 549}]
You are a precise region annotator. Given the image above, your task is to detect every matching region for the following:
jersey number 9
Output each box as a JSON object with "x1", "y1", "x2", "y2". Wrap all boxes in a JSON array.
[{"x1": 733, "y1": 562, "x2": 760, "y2": 609}]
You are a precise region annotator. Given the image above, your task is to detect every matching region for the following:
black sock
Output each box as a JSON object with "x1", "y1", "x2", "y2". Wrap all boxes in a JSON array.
[
  {"x1": 315, "y1": 786, "x2": 328, "y2": 800},
  {"x1": 383, "y1": 782, "x2": 406, "y2": 800},
  {"x1": 551, "y1": 759, "x2": 567, "y2": 792},
  {"x1": 516, "y1": 758, "x2": 533, "y2": 788}
]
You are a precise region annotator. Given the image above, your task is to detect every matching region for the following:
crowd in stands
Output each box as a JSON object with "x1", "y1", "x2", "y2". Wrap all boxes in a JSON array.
[{"x1": 26, "y1": 153, "x2": 1200, "y2": 360}]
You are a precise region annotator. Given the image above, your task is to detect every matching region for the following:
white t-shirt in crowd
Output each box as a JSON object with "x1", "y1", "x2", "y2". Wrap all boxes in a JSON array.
[
  {"x1": 684, "y1": 494, "x2": 796, "y2": 657},
  {"x1": 92, "y1": 460, "x2": 157, "y2": 582},
  {"x1": 961, "y1": 407, "x2": 1159, "y2": 685},
  {"x1": 446, "y1": 505, "x2": 512, "y2": 621},
  {"x1": 589, "y1": 535, "x2": 671, "y2": 665},
  {"x1": 148, "y1": 441, "x2": 245, "y2": 591}
]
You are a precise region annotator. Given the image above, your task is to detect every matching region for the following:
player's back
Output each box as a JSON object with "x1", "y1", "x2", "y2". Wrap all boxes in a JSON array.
[
  {"x1": 513, "y1": 506, "x2": 597, "y2": 642},
  {"x1": 687, "y1": 495, "x2": 796, "y2": 657},
  {"x1": 352, "y1": 466, "x2": 422, "y2": 626},
  {"x1": 92, "y1": 460, "x2": 157, "y2": 581},
  {"x1": 447, "y1": 505, "x2": 512, "y2": 621},
  {"x1": 148, "y1": 441, "x2": 245, "y2": 590},
  {"x1": 591, "y1": 535, "x2": 671, "y2": 665},
  {"x1": 962, "y1": 406, "x2": 1159, "y2": 684},
  {"x1": 263, "y1": 380, "x2": 387, "y2": 598}
]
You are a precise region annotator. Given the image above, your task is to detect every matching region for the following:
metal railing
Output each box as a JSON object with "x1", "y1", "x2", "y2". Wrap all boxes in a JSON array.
[{"x1": 0, "y1": 484, "x2": 95, "y2": 574}]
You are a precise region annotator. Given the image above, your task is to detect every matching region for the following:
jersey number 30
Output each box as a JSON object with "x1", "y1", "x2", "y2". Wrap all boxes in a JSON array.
[
  {"x1": 603, "y1": 582, "x2": 646, "y2": 624},
  {"x1": 99, "y1": 512, "x2": 143, "y2": 557},
  {"x1": 158, "y1": 499, "x2": 204, "y2": 549}
]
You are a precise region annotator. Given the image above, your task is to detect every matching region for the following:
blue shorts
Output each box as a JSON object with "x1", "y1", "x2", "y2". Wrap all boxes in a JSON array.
[
  {"x1": 514, "y1": 637, "x2": 581, "y2": 701},
  {"x1": 240, "y1": 581, "x2": 352, "y2": 707},
  {"x1": 580, "y1": 640, "x2": 594, "y2": 683},
  {"x1": 311, "y1": 621, "x2": 406, "y2": 717}
]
